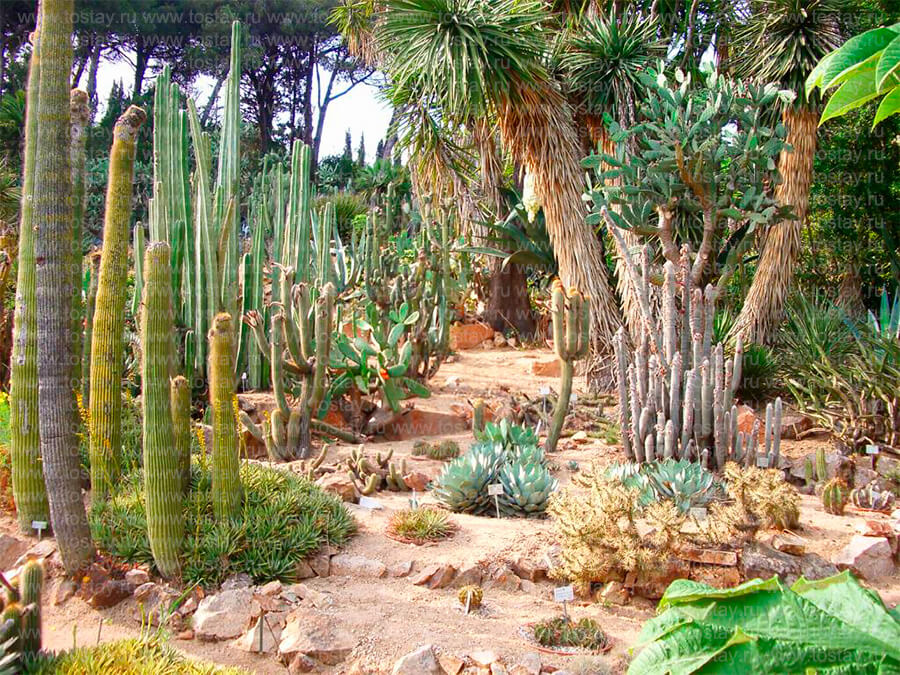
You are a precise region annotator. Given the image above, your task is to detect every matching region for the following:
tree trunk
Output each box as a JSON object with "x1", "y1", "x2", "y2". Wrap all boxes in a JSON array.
[
  {"x1": 200, "y1": 74, "x2": 224, "y2": 126},
  {"x1": 498, "y1": 86, "x2": 622, "y2": 389},
  {"x1": 33, "y1": 0, "x2": 93, "y2": 574},
  {"x1": 734, "y1": 106, "x2": 818, "y2": 344},
  {"x1": 85, "y1": 41, "x2": 100, "y2": 114},
  {"x1": 133, "y1": 37, "x2": 147, "y2": 100}
]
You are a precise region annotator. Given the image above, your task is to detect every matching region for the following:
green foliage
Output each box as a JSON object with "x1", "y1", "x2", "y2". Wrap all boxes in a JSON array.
[
  {"x1": 738, "y1": 343, "x2": 779, "y2": 400},
  {"x1": 386, "y1": 507, "x2": 455, "y2": 543},
  {"x1": 606, "y1": 460, "x2": 723, "y2": 513},
  {"x1": 868, "y1": 287, "x2": 900, "y2": 340},
  {"x1": 498, "y1": 458, "x2": 558, "y2": 517},
  {"x1": 90, "y1": 462, "x2": 355, "y2": 588},
  {"x1": 533, "y1": 616, "x2": 608, "y2": 651},
  {"x1": 411, "y1": 439, "x2": 460, "y2": 460},
  {"x1": 316, "y1": 191, "x2": 367, "y2": 239},
  {"x1": 808, "y1": 23, "x2": 900, "y2": 125},
  {"x1": 628, "y1": 571, "x2": 900, "y2": 674},
  {"x1": 474, "y1": 420, "x2": 538, "y2": 451},
  {"x1": 432, "y1": 443, "x2": 504, "y2": 515},
  {"x1": 26, "y1": 637, "x2": 245, "y2": 674}
]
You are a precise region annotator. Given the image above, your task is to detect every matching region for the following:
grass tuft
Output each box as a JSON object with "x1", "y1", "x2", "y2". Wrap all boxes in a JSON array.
[{"x1": 386, "y1": 506, "x2": 455, "y2": 544}]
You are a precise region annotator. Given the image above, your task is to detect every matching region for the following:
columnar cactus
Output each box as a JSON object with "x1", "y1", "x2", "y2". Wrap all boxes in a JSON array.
[
  {"x1": 171, "y1": 375, "x2": 192, "y2": 495},
  {"x1": 19, "y1": 559, "x2": 43, "y2": 658},
  {"x1": 821, "y1": 477, "x2": 847, "y2": 515},
  {"x1": 612, "y1": 246, "x2": 783, "y2": 470},
  {"x1": 9, "y1": 20, "x2": 49, "y2": 534},
  {"x1": 69, "y1": 89, "x2": 90, "y2": 391},
  {"x1": 81, "y1": 252, "x2": 101, "y2": 405},
  {"x1": 545, "y1": 281, "x2": 589, "y2": 453},
  {"x1": 141, "y1": 243, "x2": 183, "y2": 578},
  {"x1": 88, "y1": 104, "x2": 147, "y2": 498},
  {"x1": 209, "y1": 313, "x2": 242, "y2": 519}
]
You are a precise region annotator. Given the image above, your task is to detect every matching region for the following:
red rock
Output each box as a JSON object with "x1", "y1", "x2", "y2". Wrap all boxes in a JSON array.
[
  {"x1": 402, "y1": 471, "x2": 431, "y2": 491},
  {"x1": 861, "y1": 520, "x2": 895, "y2": 538},
  {"x1": 628, "y1": 557, "x2": 690, "y2": 599},
  {"x1": 412, "y1": 564, "x2": 457, "y2": 589},
  {"x1": 689, "y1": 565, "x2": 741, "y2": 589},
  {"x1": 676, "y1": 546, "x2": 738, "y2": 566},
  {"x1": 737, "y1": 405, "x2": 764, "y2": 440},
  {"x1": 89, "y1": 580, "x2": 133, "y2": 609},
  {"x1": 530, "y1": 360, "x2": 561, "y2": 378},
  {"x1": 449, "y1": 323, "x2": 495, "y2": 350}
]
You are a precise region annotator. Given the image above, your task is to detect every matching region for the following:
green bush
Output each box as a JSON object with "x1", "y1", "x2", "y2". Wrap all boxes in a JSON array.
[
  {"x1": 90, "y1": 462, "x2": 355, "y2": 588},
  {"x1": 27, "y1": 637, "x2": 243, "y2": 674}
]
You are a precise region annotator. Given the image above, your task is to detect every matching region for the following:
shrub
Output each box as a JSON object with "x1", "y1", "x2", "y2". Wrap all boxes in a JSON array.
[
  {"x1": 386, "y1": 507, "x2": 455, "y2": 544},
  {"x1": 533, "y1": 616, "x2": 608, "y2": 651},
  {"x1": 27, "y1": 637, "x2": 244, "y2": 674},
  {"x1": 90, "y1": 462, "x2": 355, "y2": 588}
]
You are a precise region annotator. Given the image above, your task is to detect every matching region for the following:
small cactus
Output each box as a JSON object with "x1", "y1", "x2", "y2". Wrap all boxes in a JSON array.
[
  {"x1": 170, "y1": 375, "x2": 192, "y2": 494},
  {"x1": 545, "y1": 281, "x2": 589, "y2": 453},
  {"x1": 815, "y1": 447, "x2": 827, "y2": 483},
  {"x1": 850, "y1": 485, "x2": 895, "y2": 512},
  {"x1": 458, "y1": 585, "x2": 483, "y2": 610},
  {"x1": 209, "y1": 313, "x2": 242, "y2": 520},
  {"x1": 19, "y1": 559, "x2": 43, "y2": 658},
  {"x1": 472, "y1": 398, "x2": 486, "y2": 433},
  {"x1": 821, "y1": 477, "x2": 847, "y2": 515}
]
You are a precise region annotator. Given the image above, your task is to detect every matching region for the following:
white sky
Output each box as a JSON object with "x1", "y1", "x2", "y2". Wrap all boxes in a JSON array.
[{"x1": 91, "y1": 56, "x2": 392, "y2": 162}]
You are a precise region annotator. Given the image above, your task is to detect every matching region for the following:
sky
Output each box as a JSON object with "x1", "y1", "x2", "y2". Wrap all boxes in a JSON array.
[{"x1": 92, "y1": 56, "x2": 393, "y2": 162}]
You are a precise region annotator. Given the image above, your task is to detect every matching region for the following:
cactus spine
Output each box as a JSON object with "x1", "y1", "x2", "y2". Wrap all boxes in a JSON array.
[
  {"x1": 9, "y1": 19, "x2": 49, "y2": 533},
  {"x1": 69, "y1": 89, "x2": 90, "y2": 391},
  {"x1": 141, "y1": 243, "x2": 183, "y2": 578},
  {"x1": 88, "y1": 104, "x2": 147, "y2": 498},
  {"x1": 209, "y1": 313, "x2": 242, "y2": 519},
  {"x1": 545, "y1": 281, "x2": 589, "y2": 453},
  {"x1": 20, "y1": 559, "x2": 43, "y2": 658},
  {"x1": 171, "y1": 375, "x2": 192, "y2": 495},
  {"x1": 611, "y1": 248, "x2": 783, "y2": 470},
  {"x1": 821, "y1": 477, "x2": 847, "y2": 515}
]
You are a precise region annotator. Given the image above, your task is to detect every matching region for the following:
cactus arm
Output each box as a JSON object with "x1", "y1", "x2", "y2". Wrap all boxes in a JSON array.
[
  {"x1": 209, "y1": 312, "x2": 242, "y2": 520},
  {"x1": 69, "y1": 89, "x2": 90, "y2": 391},
  {"x1": 171, "y1": 375, "x2": 192, "y2": 495},
  {"x1": 269, "y1": 312, "x2": 292, "y2": 419}
]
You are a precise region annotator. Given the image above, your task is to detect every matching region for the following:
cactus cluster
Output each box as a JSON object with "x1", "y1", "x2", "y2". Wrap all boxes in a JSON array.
[
  {"x1": 545, "y1": 281, "x2": 590, "y2": 453},
  {"x1": 346, "y1": 447, "x2": 409, "y2": 494},
  {"x1": 433, "y1": 442, "x2": 557, "y2": 517},
  {"x1": 0, "y1": 560, "x2": 44, "y2": 668},
  {"x1": 412, "y1": 440, "x2": 460, "y2": 460},
  {"x1": 850, "y1": 485, "x2": 895, "y2": 512},
  {"x1": 613, "y1": 248, "x2": 783, "y2": 471},
  {"x1": 821, "y1": 477, "x2": 848, "y2": 515}
]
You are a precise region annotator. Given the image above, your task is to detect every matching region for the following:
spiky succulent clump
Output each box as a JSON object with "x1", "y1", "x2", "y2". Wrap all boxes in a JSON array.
[
  {"x1": 475, "y1": 420, "x2": 538, "y2": 451},
  {"x1": 432, "y1": 444, "x2": 503, "y2": 515},
  {"x1": 498, "y1": 460, "x2": 558, "y2": 517},
  {"x1": 821, "y1": 477, "x2": 847, "y2": 515},
  {"x1": 386, "y1": 507, "x2": 455, "y2": 544},
  {"x1": 533, "y1": 616, "x2": 608, "y2": 651},
  {"x1": 458, "y1": 585, "x2": 483, "y2": 609},
  {"x1": 606, "y1": 459, "x2": 722, "y2": 513},
  {"x1": 850, "y1": 485, "x2": 895, "y2": 512},
  {"x1": 411, "y1": 439, "x2": 460, "y2": 460}
]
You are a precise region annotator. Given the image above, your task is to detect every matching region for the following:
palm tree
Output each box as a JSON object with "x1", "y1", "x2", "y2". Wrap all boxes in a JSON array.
[
  {"x1": 731, "y1": 0, "x2": 844, "y2": 344},
  {"x1": 561, "y1": 11, "x2": 666, "y2": 340},
  {"x1": 374, "y1": 0, "x2": 623, "y2": 386}
]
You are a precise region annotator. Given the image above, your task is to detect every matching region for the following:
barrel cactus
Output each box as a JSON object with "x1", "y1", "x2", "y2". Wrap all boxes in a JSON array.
[{"x1": 821, "y1": 477, "x2": 847, "y2": 515}]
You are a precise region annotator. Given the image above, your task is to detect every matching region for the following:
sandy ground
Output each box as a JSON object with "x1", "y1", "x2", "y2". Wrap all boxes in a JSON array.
[{"x1": 3, "y1": 345, "x2": 899, "y2": 673}]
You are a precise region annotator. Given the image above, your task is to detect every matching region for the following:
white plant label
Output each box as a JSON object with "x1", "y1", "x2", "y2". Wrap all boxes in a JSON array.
[
  {"x1": 358, "y1": 496, "x2": 383, "y2": 510},
  {"x1": 756, "y1": 456, "x2": 769, "y2": 468},
  {"x1": 570, "y1": 393, "x2": 578, "y2": 405},
  {"x1": 866, "y1": 444, "x2": 880, "y2": 455},
  {"x1": 31, "y1": 520, "x2": 47, "y2": 540},
  {"x1": 553, "y1": 585, "x2": 575, "y2": 602},
  {"x1": 690, "y1": 507, "x2": 708, "y2": 521},
  {"x1": 487, "y1": 483, "x2": 504, "y2": 496},
  {"x1": 539, "y1": 386, "x2": 551, "y2": 396}
]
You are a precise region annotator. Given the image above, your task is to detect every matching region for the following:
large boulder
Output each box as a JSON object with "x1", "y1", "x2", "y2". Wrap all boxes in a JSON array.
[
  {"x1": 329, "y1": 554, "x2": 387, "y2": 579},
  {"x1": 832, "y1": 536, "x2": 895, "y2": 580},
  {"x1": 740, "y1": 542, "x2": 802, "y2": 585},
  {"x1": 193, "y1": 588, "x2": 255, "y2": 641},
  {"x1": 278, "y1": 609, "x2": 356, "y2": 665}
]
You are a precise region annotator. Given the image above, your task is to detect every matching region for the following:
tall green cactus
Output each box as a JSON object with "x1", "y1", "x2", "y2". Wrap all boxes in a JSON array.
[
  {"x1": 545, "y1": 281, "x2": 589, "y2": 453},
  {"x1": 171, "y1": 375, "x2": 192, "y2": 495},
  {"x1": 130, "y1": 222, "x2": 145, "y2": 317},
  {"x1": 19, "y1": 559, "x2": 43, "y2": 658},
  {"x1": 141, "y1": 242, "x2": 183, "y2": 579},
  {"x1": 9, "y1": 20, "x2": 49, "y2": 534},
  {"x1": 69, "y1": 89, "x2": 90, "y2": 391},
  {"x1": 88, "y1": 104, "x2": 147, "y2": 498},
  {"x1": 81, "y1": 252, "x2": 100, "y2": 406},
  {"x1": 209, "y1": 313, "x2": 242, "y2": 519}
]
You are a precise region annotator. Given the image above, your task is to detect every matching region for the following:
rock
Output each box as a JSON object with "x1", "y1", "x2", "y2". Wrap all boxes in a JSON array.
[
  {"x1": 444, "y1": 375, "x2": 462, "y2": 387},
  {"x1": 392, "y1": 644, "x2": 443, "y2": 674},
  {"x1": 295, "y1": 560, "x2": 316, "y2": 580},
  {"x1": 470, "y1": 650, "x2": 500, "y2": 668},
  {"x1": 832, "y1": 535, "x2": 895, "y2": 580},
  {"x1": 493, "y1": 333, "x2": 507, "y2": 347},
  {"x1": 800, "y1": 553, "x2": 839, "y2": 581},
  {"x1": 488, "y1": 566, "x2": 521, "y2": 592},
  {"x1": 491, "y1": 664, "x2": 508, "y2": 675},
  {"x1": 235, "y1": 615, "x2": 281, "y2": 654},
  {"x1": 438, "y1": 651, "x2": 466, "y2": 675},
  {"x1": 859, "y1": 520, "x2": 895, "y2": 538},
  {"x1": 14, "y1": 539, "x2": 56, "y2": 567},
  {"x1": 53, "y1": 579, "x2": 77, "y2": 605},
  {"x1": 279, "y1": 609, "x2": 356, "y2": 665},
  {"x1": 89, "y1": 580, "x2": 133, "y2": 609},
  {"x1": 179, "y1": 596, "x2": 198, "y2": 616},
  {"x1": 520, "y1": 579, "x2": 538, "y2": 594},
  {"x1": 402, "y1": 471, "x2": 431, "y2": 491},
  {"x1": 131, "y1": 583, "x2": 180, "y2": 626},
  {"x1": 740, "y1": 542, "x2": 802, "y2": 585},
  {"x1": 770, "y1": 533, "x2": 806, "y2": 557},
  {"x1": 689, "y1": 565, "x2": 741, "y2": 589},
  {"x1": 780, "y1": 413, "x2": 813, "y2": 440},
  {"x1": 221, "y1": 573, "x2": 253, "y2": 590},
  {"x1": 0, "y1": 535, "x2": 29, "y2": 570},
  {"x1": 259, "y1": 580, "x2": 283, "y2": 596},
  {"x1": 176, "y1": 629, "x2": 194, "y2": 641},
  {"x1": 316, "y1": 472, "x2": 359, "y2": 503},
  {"x1": 133, "y1": 582, "x2": 158, "y2": 602},
  {"x1": 450, "y1": 323, "x2": 495, "y2": 351},
  {"x1": 676, "y1": 546, "x2": 738, "y2": 566},
  {"x1": 308, "y1": 552, "x2": 331, "y2": 578},
  {"x1": 412, "y1": 563, "x2": 457, "y2": 589},
  {"x1": 284, "y1": 583, "x2": 332, "y2": 609},
  {"x1": 736, "y1": 406, "x2": 763, "y2": 440},
  {"x1": 790, "y1": 450, "x2": 850, "y2": 483},
  {"x1": 125, "y1": 568, "x2": 150, "y2": 587},
  {"x1": 510, "y1": 653, "x2": 541, "y2": 675},
  {"x1": 530, "y1": 360, "x2": 560, "y2": 378},
  {"x1": 876, "y1": 454, "x2": 900, "y2": 479},
  {"x1": 451, "y1": 564, "x2": 483, "y2": 588},
  {"x1": 193, "y1": 588, "x2": 255, "y2": 640},
  {"x1": 288, "y1": 653, "x2": 318, "y2": 673},
  {"x1": 508, "y1": 336, "x2": 518, "y2": 348},
  {"x1": 853, "y1": 463, "x2": 879, "y2": 489},
  {"x1": 511, "y1": 557, "x2": 548, "y2": 582},
  {"x1": 629, "y1": 558, "x2": 691, "y2": 599},
  {"x1": 598, "y1": 581, "x2": 630, "y2": 605},
  {"x1": 388, "y1": 560, "x2": 415, "y2": 578},
  {"x1": 330, "y1": 554, "x2": 387, "y2": 578}
]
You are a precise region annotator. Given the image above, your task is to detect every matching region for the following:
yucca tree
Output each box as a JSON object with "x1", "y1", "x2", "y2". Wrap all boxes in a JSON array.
[
  {"x1": 374, "y1": 0, "x2": 623, "y2": 385},
  {"x1": 731, "y1": 0, "x2": 844, "y2": 344},
  {"x1": 561, "y1": 10, "x2": 666, "y2": 340}
]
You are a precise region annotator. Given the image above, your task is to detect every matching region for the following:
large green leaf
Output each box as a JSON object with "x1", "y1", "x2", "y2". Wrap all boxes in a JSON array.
[
  {"x1": 820, "y1": 56, "x2": 882, "y2": 124},
  {"x1": 819, "y1": 28, "x2": 898, "y2": 91},
  {"x1": 873, "y1": 85, "x2": 900, "y2": 125},
  {"x1": 876, "y1": 33, "x2": 900, "y2": 91},
  {"x1": 658, "y1": 576, "x2": 780, "y2": 610}
]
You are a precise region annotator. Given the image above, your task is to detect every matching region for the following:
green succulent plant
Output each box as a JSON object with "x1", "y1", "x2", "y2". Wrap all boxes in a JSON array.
[
  {"x1": 475, "y1": 419, "x2": 538, "y2": 451},
  {"x1": 432, "y1": 443, "x2": 503, "y2": 515},
  {"x1": 498, "y1": 460, "x2": 558, "y2": 517},
  {"x1": 606, "y1": 459, "x2": 723, "y2": 513}
]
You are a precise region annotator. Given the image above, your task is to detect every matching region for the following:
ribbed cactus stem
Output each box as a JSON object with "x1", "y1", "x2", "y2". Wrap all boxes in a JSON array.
[
  {"x1": 816, "y1": 446, "x2": 827, "y2": 483},
  {"x1": 81, "y1": 252, "x2": 100, "y2": 405},
  {"x1": 20, "y1": 558, "x2": 43, "y2": 658},
  {"x1": 131, "y1": 222, "x2": 145, "y2": 316},
  {"x1": 545, "y1": 282, "x2": 588, "y2": 453},
  {"x1": 472, "y1": 398, "x2": 486, "y2": 434},
  {"x1": 209, "y1": 312, "x2": 242, "y2": 520},
  {"x1": 171, "y1": 375, "x2": 192, "y2": 495},
  {"x1": 9, "y1": 20, "x2": 49, "y2": 534},
  {"x1": 142, "y1": 243, "x2": 183, "y2": 579},
  {"x1": 88, "y1": 104, "x2": 147, "y2": 498},
  {"x1": 69, "y1": 89, "x2": 90, "y2": 391},
  {"x1": 309, "y1": 283, "x2": 336, "y2": 417}
]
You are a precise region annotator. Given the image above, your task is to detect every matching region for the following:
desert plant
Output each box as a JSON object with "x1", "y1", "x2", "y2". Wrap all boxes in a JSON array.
[
  {"x1": 822, "y1": 477, "x2": 848, "y2": 515},
  {"x1": 19, "y1": 559, "x2": 42, "y2": 660},
  {"x1": 170, "y1": 376, "x2": 191, "y2": 495},
  {"x1": 141, "y1": 243, "x2": 182, "y2": 579},
  {"x1": 723, "y1": 462, "x2": 800, "y2": 530},
  {"x1": 475, "y1": 420, "x2": 538, "y2": 451},
  {"x1": 346, "y1": 447, "x2": 409, "y2": 494},
  {"x1": 208, "y1": 313, "x2": 241, "y2": 520},
  {"x1": 432, "y1": 443, "x2": 504, "y2": 515},
  {"x1": 850, "y1": 484, "x2": 896, "y2": 512},
  {"x1": 386, "y1": 507, "x2": 455, "y2": 544},
  {"x1": 457, "y1": 585, "x2": 483, "y2": 610},
  {"x1": 411, "y1": 440, "x2": 460, "y2": 460},
  {"x1": 533, "y1": 616, "x2": 608, "y2": 652},
  {"x1": 498, "y1": 459, "x2": 557, "y2": 517}
]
